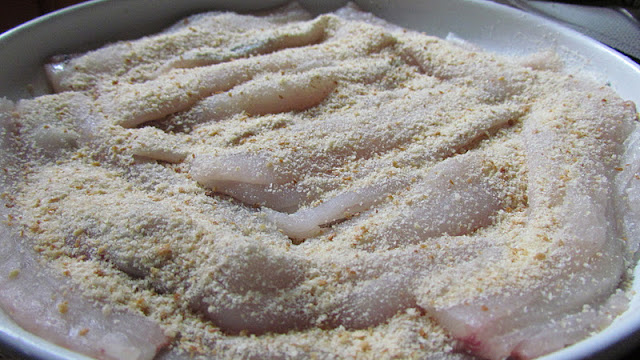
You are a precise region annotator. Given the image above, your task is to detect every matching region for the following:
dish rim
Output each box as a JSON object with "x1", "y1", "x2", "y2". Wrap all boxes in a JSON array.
[{"x1": 1, "y1": 0, "x2": 640, "y2": 359}]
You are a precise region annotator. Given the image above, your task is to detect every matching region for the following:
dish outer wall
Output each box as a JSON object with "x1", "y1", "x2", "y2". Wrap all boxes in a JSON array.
[{"x1": 0, "y1": 0, "x2": 639, "y2": 359}]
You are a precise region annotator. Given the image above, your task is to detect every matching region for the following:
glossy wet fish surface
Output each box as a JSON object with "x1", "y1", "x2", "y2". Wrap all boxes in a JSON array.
[{"x1": 1, "y1": 2, "x2": 639, "y2": 360}]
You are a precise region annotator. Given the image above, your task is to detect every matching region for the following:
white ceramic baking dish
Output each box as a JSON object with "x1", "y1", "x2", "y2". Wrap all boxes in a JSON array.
[{"x1": 1, "y1": 1, "x2": 639, "y2": 359}]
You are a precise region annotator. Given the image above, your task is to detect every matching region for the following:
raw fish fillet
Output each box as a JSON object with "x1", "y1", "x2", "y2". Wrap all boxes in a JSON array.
[
  {"x1": 421, "y1": 83, "x2": 636, "y2": 360},
  {"x1": 380, "y1": 152, "x2": 508, "y2": 244},
  {"x1": 97, "y1": 19, "x2": 394, "y2": 128},
  {"x1": 616, "y1": 124, "x2": 640, "y2": 261},
  {"x1": 191, "y1": 92, "x2": 523, "y2": 216},
  {"x1": 0, "y1": 217, "x2": 169, "y2": 360},
  {"x1": 45, "y1": 3, "x2": 314, "y2": 92}
]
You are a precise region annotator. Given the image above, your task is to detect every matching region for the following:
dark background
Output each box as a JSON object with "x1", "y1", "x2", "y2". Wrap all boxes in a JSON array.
[
  {"x1": 1, "y1": 0, "x2": 83, "y2": 34},
  {"x1": 1, "y1": 1, "x2": 640, "y2": 360}
]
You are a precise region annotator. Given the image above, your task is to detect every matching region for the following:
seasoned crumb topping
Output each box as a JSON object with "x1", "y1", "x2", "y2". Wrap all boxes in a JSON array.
[{"x1": 1, "y1": 3, "x2": 638, "y2": 360}]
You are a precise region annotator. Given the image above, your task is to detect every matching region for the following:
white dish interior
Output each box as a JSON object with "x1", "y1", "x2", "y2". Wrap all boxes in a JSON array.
[{"x1": 1, "y1": 0, "x2": 639, "y2": 359}]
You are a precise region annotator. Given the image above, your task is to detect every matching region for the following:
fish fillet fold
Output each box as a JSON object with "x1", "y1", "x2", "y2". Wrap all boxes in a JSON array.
[{"x1": 0, "y1": 2, "x2": 639, "y2": 360}]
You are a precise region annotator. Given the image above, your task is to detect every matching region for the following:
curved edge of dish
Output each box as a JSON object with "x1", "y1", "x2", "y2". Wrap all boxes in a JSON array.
[{"x1": 0, "y1": 1, "x2": 639, "y2": 359}]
